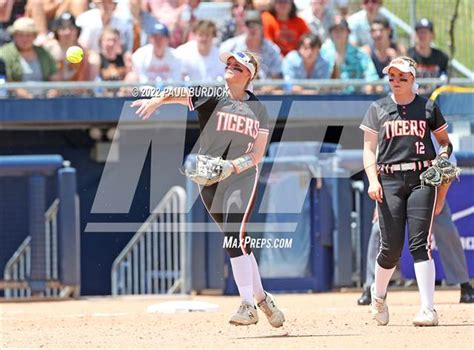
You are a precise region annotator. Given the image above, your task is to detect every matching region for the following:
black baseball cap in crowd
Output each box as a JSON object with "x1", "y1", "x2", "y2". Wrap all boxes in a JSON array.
[{"x1": 415, "y1": 18, "x2": 434, "y2": 32}]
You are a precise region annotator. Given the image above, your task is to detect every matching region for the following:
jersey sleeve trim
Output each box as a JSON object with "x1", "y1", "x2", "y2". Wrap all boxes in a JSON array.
[
  {"x1": 433, "y1": 123, "x2": 448, "y2": 133},
  {"x1": 258, "y1": 128, "x2": 269, "y2": 134},
  {"x1": 359, "y1": 125, "x2": 378, "y2": 135}
]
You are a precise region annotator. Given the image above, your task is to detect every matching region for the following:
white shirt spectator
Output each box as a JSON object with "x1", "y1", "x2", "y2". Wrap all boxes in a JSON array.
[
  {"x1": 77, "y1": 8, "x2": 133, "y2": 53},
  {"x1": 348, "y1": 9, "x2": 396, "y2": 47},
  {"x1": 132, "y1": 44, "x2": 182, "y2": 83},
  {"x1": 298, "y1": 5, "x2": 335, "y2": 42},
  {"x1": 175, "y1": 40, "x2": 224, "y2": 82}
]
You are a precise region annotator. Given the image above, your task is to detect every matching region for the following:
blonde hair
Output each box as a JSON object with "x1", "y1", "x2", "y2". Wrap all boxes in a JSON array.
[{"x1": 243, "y1": 50, "x2": 260, "y2": 80}]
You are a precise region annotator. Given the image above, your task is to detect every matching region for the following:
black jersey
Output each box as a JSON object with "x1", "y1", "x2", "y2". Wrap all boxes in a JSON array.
[
  {"x1": 360, "y1": 94, "x2": 447, "y2": 164},
  {"x1": 407, "y1": 47, "x2": 449, "y2": 78},
  {"x1": 188, "y1": 86, "x2": 269, "y2": 160}
]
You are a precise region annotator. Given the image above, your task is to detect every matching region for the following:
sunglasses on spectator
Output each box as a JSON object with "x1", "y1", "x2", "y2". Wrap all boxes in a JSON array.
[{"x1": 275, "y1": 0, "x2": 291, "y2": 4}]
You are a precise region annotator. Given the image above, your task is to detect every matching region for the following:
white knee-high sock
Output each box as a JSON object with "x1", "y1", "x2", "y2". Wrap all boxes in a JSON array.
[
  {"x1": 230, "y1": 255, "x2": 254, "y2": 305},
  {"x1": 374, "y1": 262, "x2": 396, "y2": 298},
  {"x1": 414, "y1": 259, "x2": 436, "y2": 308},
  {"x1": 249, "y1": 252, "x2": 266, "y2": 303}
]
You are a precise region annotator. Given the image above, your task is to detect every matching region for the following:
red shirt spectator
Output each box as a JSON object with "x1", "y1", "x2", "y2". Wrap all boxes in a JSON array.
[{"x1": 262, "y1": 0, "x2": 309, "y2": 56}]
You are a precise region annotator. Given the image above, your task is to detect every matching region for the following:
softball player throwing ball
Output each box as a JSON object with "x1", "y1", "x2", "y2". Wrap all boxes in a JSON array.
[
  {"x1": 132, "y1": 51, "x2": 285, "y2": 328},
  {"x1": 360, "y1": 56, "x2": 459, "y2": 327}
]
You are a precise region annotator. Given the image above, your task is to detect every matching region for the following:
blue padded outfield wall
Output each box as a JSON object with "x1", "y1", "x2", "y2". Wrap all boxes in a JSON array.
[{"x1": 0, "y1": 93, "x2": 472, "y2": 295}]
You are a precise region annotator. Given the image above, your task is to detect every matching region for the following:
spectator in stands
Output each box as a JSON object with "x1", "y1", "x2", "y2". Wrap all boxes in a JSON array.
[
  {"x1": 127, "y1": 22, "x2": 182, "y2": 83},
  {"x1": 320, "y1": 17, "x2": 378, "y2": 93},
  {"x1": 176, "y1": 20, "x2": 224, "y2": 82},
  {"x1": 77, "y1": 0, "x2": 133, "y2": 53},
  {"x1": 252, "y1": 0, "x2": 272, "y2": 12},
  {"x1": 408, "y1": 19, "x2": 449, "y2": 79},
  {"x1": 170, "y1": 0, "x2": 202, "y2": 47},
  {"x1": 26, "y1": 0, "x2": 88, "y2": 42},
  {"x1": 143, "y1": 0, "x2": 182, "y2": 32},
  {"x1": 90, "y1": 26, "x2": 127, "y2": 82},
  {"x1": 282, "y1": 33, "x2": 330, "y2": 83},
  {"x1": 0, "y1": 0, "x2": 27, "y2": 46},
  {"x1": 363, "y1": 16, "x2": 401, "y2": 78},
  {"x1": 219, "y1": 0, "x2": 254, "y2": 44},
  {"x1": 298, "y1": 0, "x2": 335, "y2": 42},
  {"x1": 220, "y1": 10, "x2": 282, "y2": 79},
  {"x1": 43, "y1": 12, "x2": 98, "y2": 85},
  {"x1": 0, "y1": 17, "x2": 59, "y2": 98},
  {"x1": 129, "y1": 0, "x2": 160, "y2": 53},
  {"x1": 262, "y1": 0, "x2": 310, "y2": 56},
  {"x1": 347, "y1": 0, "x2": 395, "y2": 47}
]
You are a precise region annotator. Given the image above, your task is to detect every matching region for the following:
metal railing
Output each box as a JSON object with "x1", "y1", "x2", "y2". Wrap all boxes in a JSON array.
[
  {"x1": 3, "y1": 236, "x2": 32, "y2": 298},
  {"x1": 0, "y1": 77, "x2": 472, "y2": 95},
  {"x1": 3, "y1": 199, "x2": 60, "y2": 298},
  {"x1": 111, "y1": 186, "x2": 187, "y2": 296},
  {"x1": 45, "y1": 198, "x2": 60, "y2": 297}
]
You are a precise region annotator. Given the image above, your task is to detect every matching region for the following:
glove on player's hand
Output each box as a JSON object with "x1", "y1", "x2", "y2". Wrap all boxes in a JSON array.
[
  {"x1": 183, "y1": 155, "x2": 234, "y2": 186},
  {"x1": 420, "y1": 156, "x2": 461, "y2": 187}
]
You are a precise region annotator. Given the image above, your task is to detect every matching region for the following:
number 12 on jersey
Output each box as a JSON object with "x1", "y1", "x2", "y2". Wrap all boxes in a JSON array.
[{"x1": 415, "y1": 141, "x2": 425, "y2": 154}]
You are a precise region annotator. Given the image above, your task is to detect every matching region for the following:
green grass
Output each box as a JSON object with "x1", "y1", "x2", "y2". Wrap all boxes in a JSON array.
[{"x1": 382, "y1": 0, "x2": 474, "y2": 74}]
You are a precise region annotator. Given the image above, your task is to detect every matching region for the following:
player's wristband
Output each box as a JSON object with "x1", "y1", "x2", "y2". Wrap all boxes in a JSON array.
[
  {"x1": 439, "y1": 143, "x2": 453, "y2": 158},
  {"x1": 231, "y1": 154, "x2": 255, "y2": 174}
]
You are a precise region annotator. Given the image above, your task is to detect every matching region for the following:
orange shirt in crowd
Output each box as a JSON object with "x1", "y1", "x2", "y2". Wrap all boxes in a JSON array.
[{"x1": 261, "y1": 11, "x2": 310, "y2": 56}]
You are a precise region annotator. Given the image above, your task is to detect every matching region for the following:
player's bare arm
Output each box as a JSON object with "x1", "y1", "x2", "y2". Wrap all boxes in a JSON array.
[
  {"x1": 232, "y1": 130, "x2": 269, "y2": 174},
  {"x1": 363, "y1": 131, "x2": 383, "y2": 203},
  {"x1": 132, "y1": 87, "x2": 191, "y2": 120},
  {"x1": 433, "y1": 129, "x2": 451, "y2": 158}
]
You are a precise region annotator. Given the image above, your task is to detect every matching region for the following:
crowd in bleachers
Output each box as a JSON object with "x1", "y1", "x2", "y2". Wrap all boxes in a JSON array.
[{"x1": 0, "y1": 0, "x2": 450, "y2": 97}]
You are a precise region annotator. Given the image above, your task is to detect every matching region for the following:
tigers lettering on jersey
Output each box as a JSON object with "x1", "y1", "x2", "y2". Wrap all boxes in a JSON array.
[
  {"x1": 384, "y1": 120, "x2": 427, "y2": 139},
  {"x1": 216, "y1": 111, "x2": 260, "y2": 139}
]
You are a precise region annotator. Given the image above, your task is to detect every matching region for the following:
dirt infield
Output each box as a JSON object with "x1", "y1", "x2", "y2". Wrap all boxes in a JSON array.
[{"x1": 1, "y1": 290, "x2": 472, "y2": 349}]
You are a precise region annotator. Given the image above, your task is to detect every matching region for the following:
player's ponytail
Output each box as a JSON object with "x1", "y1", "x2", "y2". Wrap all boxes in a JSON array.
[{"x1": 243, "y1": 51, "x2": 260, "y2": 90}]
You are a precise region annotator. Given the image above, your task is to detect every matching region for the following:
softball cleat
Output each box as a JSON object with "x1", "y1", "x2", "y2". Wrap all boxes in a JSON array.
[
  {"x1": 257, "y1": 292, "x2": 285, "y2": 328},
  {"x1": 370, "y1": 285, "x2": 389, "y2": 326},
  {"x1": 412, "y1": 306, "x2": 438, "y2": 326},
  {"x1": 229, "y1": 301, "x2": 259, "y2": 326}
]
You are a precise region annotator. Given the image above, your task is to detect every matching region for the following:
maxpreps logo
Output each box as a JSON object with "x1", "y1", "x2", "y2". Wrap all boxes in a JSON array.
[{"x1": 223, "y1": 236, "x2": 293, "y2": 249}]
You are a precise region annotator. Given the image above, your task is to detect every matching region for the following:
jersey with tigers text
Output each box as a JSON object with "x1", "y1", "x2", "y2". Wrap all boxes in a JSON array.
[
  {"x1": 360, "y1": 94, "x2": 447, "y2": 164},
  {"x1": 188, "y1": 86, "x2": 270, "y2": 161}
]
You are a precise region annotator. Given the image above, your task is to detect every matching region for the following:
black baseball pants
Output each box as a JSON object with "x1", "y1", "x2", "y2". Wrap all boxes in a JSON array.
[
  {"x1": 377, "y1": 170, "x2": 437, "y2": 269},
  {"x1": 199, "y1": 168, "x2": 259, "y2": 258}
]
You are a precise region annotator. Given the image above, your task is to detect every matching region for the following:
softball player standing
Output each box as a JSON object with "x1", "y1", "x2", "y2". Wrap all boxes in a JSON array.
[
  {"x1": 132, "y1": 51, "x2": 285, "y2": 327},
  {"x1": 360, "y1": 56, "x2": 453, "y2": 326}
]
